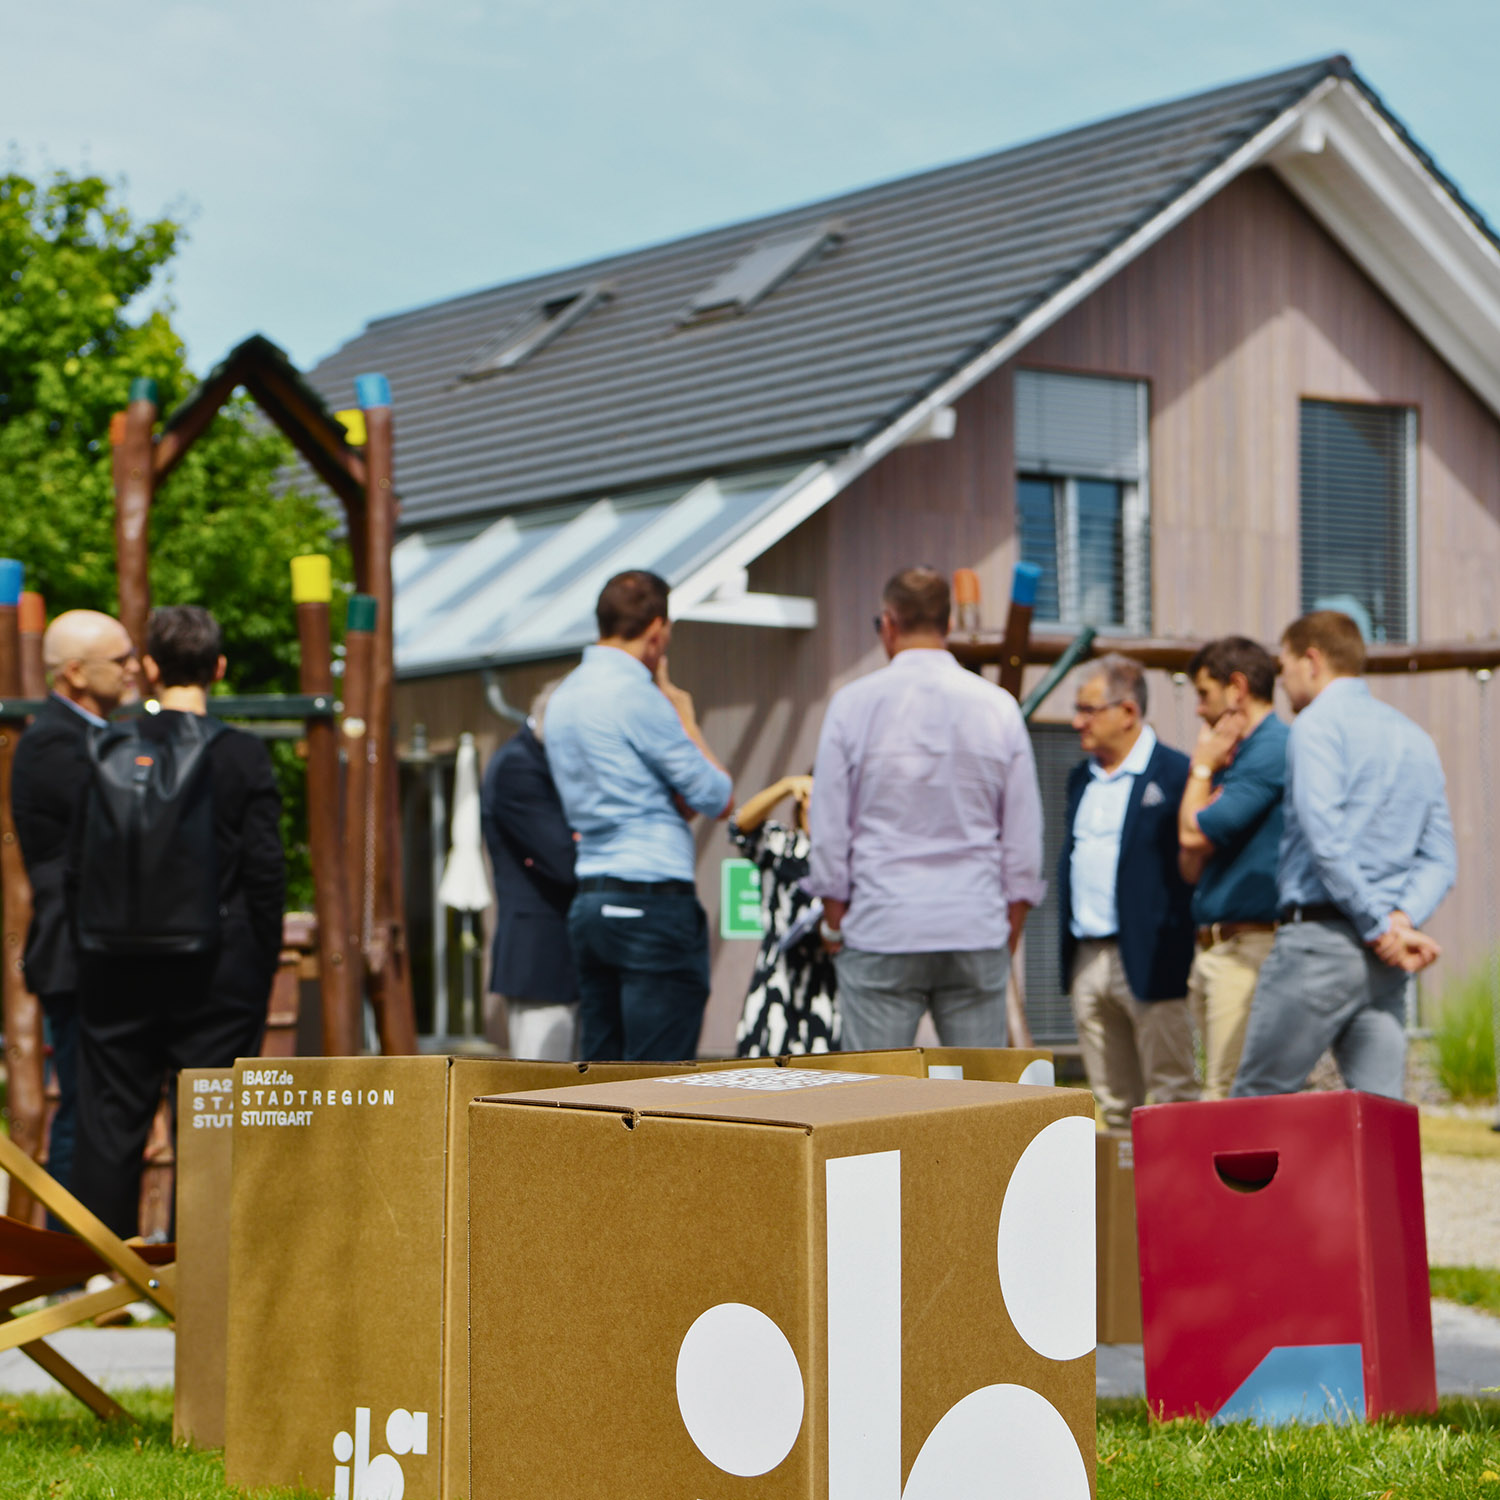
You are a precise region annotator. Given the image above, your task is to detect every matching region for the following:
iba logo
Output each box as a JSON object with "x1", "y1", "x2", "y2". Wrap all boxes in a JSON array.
[
  {"x1": 673, "y1": 1119, "x2": 1095, "y2": 1497},
  {"x1": 332, "y1": 1406, "x2": 429, "y2": 1500}
]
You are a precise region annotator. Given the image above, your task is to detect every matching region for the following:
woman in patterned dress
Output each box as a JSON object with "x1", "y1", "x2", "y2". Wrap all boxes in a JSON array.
[{"x1": 730, "y1": 775, "x2": 839, "y2": 1055}]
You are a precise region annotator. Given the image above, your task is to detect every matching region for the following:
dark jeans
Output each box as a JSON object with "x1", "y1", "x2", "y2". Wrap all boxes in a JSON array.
[
  {"x1": 73, "y1": 951, "x2": 268, "y2": 1239},
  {"x1": 41, "y1": 992, "x2": 77, "y2": 1232},
  {"x1": 568, "y1": 885, "x2": 710, "y2": 1061}
]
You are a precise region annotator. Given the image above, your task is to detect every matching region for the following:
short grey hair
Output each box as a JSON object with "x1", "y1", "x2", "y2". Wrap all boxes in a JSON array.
[
  {"x1": 1082, "y1": 653, "x2": 1147, "y2": 714},
  {"x1": 528, "y1": 677, "x2": 567, "y2": 743}
]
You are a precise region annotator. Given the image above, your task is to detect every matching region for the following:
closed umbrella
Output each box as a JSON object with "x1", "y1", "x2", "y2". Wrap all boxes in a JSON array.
[{"x1": 439, "y1": 733, "x2": 492, "y2": 1034}]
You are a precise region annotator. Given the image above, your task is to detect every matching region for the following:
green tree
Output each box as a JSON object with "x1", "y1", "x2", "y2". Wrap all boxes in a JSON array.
[{"x1": 0, "y1": 168, "x2": 351, "y2": 905}]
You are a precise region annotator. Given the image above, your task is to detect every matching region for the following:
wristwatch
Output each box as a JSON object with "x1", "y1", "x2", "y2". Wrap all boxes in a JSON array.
[
  {"x1": 819, "y1": 921, "x2": 843, "y2": 946},
  {"x1": 1190, "y1": 763, "x2": 1214, "y2": 782}
]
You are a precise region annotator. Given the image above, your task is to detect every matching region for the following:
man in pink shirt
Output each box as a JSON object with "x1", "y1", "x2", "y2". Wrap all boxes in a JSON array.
[{"x1": 808, "y1": 567, "x2": 1046, "y2": 1049}]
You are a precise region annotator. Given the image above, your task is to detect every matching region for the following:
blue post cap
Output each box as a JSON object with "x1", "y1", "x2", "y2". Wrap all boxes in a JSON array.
[
  {"x1": 1011, "y1": 561, "x2": 1042, "y2": 609},
  {"x1": 354, "y1": 373, "x2": 391, "y2": 410},
  {"x1": 346, "y1": 594, "x2": 378, "y2": 633},
  {"x1": 128, "y1": 377, "x2": 160, "y2": 407},
  {"x1": 0, "y1": 559, "x2": 23, "y2": 607}
]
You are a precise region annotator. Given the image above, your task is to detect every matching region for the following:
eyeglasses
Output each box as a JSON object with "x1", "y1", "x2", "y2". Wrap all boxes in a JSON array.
[
  {"x1": 86, "y1": 649, "x2": 139, "y2": 667},
  {"x1": 872, "y1": 614, "x2": 886, "y2": 637},
  {"x1": 1072, "y1": 698, "x2": 1127, "y2": 718}
]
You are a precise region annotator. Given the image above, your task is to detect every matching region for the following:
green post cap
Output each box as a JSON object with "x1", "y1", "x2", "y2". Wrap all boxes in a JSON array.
[
  {"x1": 346, "y1": 594, "x2": 378, "y2": 633},
  {"x1": 128, "y1": 377, "x2": 160, "y2": 407}
]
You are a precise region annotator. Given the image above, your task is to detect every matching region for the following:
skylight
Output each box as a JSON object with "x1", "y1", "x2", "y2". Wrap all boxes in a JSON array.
[
  {"x1": 683, "y1": 223, "x2": 843, "y2": 323},
  {"x1": 462, "y1": 282, "x2": 612, "y2": 378}
]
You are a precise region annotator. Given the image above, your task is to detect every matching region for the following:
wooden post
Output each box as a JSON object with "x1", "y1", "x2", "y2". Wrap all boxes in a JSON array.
[
  {"x1": 112, "y1": 379, "x2": 159, "y2": 651},
  {"x1": 355, "y1": 374, "x2": 417, "y2": 1054},
  {"x1": 341, "y1": 595, "x2": 376, "y2": 1047},
  {"x1": 18, "y1": 593, "x2": 46, "y2": 699},
  {"x1": 292, "y1": 557, "x2": 360, "y2": 1056},
  {"x1": 0, "y1": 560, "x2": 45, "y2": 1223},
  {"x1": 997, "y1": 561, "x2": 1041, "y2": 701}
]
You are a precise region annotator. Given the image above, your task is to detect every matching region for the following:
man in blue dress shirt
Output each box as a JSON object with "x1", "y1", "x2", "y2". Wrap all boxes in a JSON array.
[
  {"x1": 1232, "y1": 610, "x2": 1456, "y2": 1100},
  {"x1": 545, "y1": 571, "x2": 733, "y2": 1060}
]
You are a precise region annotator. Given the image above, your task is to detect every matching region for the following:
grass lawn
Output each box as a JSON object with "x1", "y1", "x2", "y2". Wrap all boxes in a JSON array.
[
  {"x1": 1432, "y1": 1264, "x2": 1500, "y2": 1318},
  {"x1": 1419, "y1": 1112, "x2": 1500, "y2": 1159},
  {"x1": 2, "y1": 1389, "x2": 1498, "y2": 1499}
]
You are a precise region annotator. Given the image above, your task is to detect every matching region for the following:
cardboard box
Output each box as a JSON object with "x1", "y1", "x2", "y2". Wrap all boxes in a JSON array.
[
  {"x1": 173, "y1": 1067, "x2": 236, "y2": 1447},
  {"x1": 1133, "y1": 1091, "x2": 1435, "y2": 1423},
  {"x1": 1095, "y1": 1131, "x2": 1142, "y2": 1345},
  {"x1": 468, "y1": 1069, "x2": 1097, "y2": 1498},
  {"x1": 223, "y1": 1056, "x2": 709, "y2": 1496},
  {"x1": 917, "y1": 1046, "x2": 1055, "y2": 1085}
]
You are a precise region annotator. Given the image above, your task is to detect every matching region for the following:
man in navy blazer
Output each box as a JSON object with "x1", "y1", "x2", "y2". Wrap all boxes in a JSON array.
[
  {"x1": 1058, "y1": 654, "x2": 1200, "y2": 1128},
  {"x1": 480, "y1": 683, "x2": 579, "y2": 1059}
]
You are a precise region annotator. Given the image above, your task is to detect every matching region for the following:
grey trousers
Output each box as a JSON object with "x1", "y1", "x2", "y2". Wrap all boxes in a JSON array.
[
  {"x1": 1230, "y1": 916, "x2": 1408, "y2": 1100},
  {"x1": 834, "y1": 947, "x2": 1009, "y2": 1051}
]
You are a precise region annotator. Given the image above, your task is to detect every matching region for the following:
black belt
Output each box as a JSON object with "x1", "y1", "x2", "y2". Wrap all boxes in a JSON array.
[
  {"x1": 578, "y1": 877, "x2": 695, "y2": 895},
  {"x1": 1277, "y1": 903, "x2": 1346, "y2": 925}
]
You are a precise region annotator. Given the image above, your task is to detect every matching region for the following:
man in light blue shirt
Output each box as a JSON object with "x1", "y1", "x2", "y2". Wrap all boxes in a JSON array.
[
  {"x1": 546, "y1": 570, "x2": 733, "y2": 1060},
  {"x1": 1232, "y1": 610, "x2": 1456, "y2": 1100}
]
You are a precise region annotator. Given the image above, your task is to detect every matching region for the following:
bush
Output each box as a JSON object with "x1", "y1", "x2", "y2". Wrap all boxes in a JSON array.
[{"x1": 1432, "y1": 963, "x2": 1498, "y2": 1102}]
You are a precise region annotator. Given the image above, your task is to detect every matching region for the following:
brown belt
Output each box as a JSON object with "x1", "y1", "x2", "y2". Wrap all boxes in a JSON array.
[{"x1": 1196, "y1": 921, "x2": 1277, "y2": 950}]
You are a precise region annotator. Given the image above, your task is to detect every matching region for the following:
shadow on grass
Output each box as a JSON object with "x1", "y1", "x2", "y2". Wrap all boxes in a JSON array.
[{"x1": 1098, "y1": 1396, "x2": 1500, "y2": 1498}]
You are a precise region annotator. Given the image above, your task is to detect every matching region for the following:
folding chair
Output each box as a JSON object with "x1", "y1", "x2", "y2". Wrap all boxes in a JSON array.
[{"x1": 0, "y1": 1130, "x2": 175, "y2": 1421}]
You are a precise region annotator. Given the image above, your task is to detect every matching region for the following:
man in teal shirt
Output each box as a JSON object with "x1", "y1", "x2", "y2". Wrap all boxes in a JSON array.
[
  {"x1": 1177, "y1": 637, "x2": 1288, "y2": 1098},
  {"x1": 546, "y1": 570, "x2": 733, "y2": 1060}
]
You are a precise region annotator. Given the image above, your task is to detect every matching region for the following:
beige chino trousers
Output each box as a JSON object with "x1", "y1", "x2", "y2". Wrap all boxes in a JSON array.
[
  {"x1": 1070, "y1": 938, "x2": 1200, "y2": 1129},
  {"x1": 1187, "y1": 929, "x2": 1276, "y2": 1099}
]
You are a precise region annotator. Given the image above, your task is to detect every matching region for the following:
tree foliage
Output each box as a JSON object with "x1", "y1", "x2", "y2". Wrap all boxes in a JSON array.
[{"x1": 0, "y1": 169, "x2": 353, "y2": 903}]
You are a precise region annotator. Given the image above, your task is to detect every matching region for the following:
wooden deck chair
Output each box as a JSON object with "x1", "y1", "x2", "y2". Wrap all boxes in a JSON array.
[{"x1": 0, "y1": 1130, "x2": 175, "y2": 1421}]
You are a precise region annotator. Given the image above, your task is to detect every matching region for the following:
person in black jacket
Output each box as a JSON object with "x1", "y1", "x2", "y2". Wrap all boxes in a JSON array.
[
  {"x1": 480, "y1": 682, "x2": 578, "y2": 1059},
  {"x1": 70, "y1": 606, "x2": 285, "y2": 1238},
  {"x1": 1058, "y1": 654, "x2": 1200, "y2": 1129},
  {"x1": 11, "y1": 610, "x2": 140, "y2": 1211}
]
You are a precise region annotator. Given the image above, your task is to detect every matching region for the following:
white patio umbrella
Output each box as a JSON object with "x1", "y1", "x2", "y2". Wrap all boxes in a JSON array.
[{"x1": 439, "y1": 732, "x2": 492, "y2": 1033}]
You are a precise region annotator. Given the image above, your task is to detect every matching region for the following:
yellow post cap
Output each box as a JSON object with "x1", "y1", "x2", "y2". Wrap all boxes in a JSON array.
[
  {"x1": 290, "y1": 554, "x2": 333, "y2": 604},
  {"x1": 335, "y1": 408, "x2": 367, "y2": 446}
]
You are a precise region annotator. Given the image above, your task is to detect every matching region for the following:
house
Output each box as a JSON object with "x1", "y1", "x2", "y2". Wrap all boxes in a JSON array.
[{"x1": 307, "y1": 55, "x2": 1500, "y2": 1052}]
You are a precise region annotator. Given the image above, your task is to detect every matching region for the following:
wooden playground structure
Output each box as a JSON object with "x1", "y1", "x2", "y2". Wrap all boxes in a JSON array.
[{"x1": 0, "y1": 336, "x2": 419, "y2": 1222}]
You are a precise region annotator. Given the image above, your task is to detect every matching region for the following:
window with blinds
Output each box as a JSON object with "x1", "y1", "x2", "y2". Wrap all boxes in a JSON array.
[
  {"x1": 1299, "y1": 400, "x2": 1416, "y2": 643},
  {"x1": 1014, "y1": 369, "x2": 1150, "y2": 632}
]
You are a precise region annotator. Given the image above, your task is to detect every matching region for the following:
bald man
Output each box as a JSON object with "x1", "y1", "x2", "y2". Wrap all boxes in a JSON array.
[{"x1": 11, "y1": 610, "x2": 138, "y2": 1210}]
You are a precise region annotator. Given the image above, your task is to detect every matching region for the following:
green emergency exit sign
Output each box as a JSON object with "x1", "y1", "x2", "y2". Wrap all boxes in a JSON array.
[{"x1": 720, "y1": 858, "x2": 764, "y2": 939}]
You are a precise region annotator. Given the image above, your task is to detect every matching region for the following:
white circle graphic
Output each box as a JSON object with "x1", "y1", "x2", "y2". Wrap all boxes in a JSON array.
[
  {"x1": 385, "y1": 1408, "x2": 415, "y2": 1456},
  {"x1": 332, "y1": 1429, "x2": 353, "y2": 1463},
  {"x1": 997, "y1": 1114, "x2": 1096, "y2": 1361},
  {"x1": 675, "y1": 1302, "x2": 805, "y2": 1476},
  {"x1": 1017, "y1": 1059, "x2": 1055, "y2": 1087},
  {"x1": 361, "y1": 1451, "x2": 405, "y2": 1500},
  {"x1": 902, "y1": 1384, "x2": 1089, "y2": 1499}
]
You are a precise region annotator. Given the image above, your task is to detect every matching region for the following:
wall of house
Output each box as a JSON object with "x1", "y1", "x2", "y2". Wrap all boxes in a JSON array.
[{"x1": 400, "y1": 165, "x2": 1500, "y2": 1055}]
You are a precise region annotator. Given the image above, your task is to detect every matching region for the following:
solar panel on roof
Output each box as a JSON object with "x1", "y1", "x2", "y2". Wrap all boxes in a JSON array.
[{"x1": 684, "y1": 223, "x2": 844, "y2": 321}]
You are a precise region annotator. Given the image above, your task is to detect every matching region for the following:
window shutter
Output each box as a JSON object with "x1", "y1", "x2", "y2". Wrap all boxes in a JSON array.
[
  {"x1": 1299, "y1": 401, "x2": 1415, "y2": 644},
  {"x1": 1015, "y1": 370, "x2": 1145, "y2": 480}
]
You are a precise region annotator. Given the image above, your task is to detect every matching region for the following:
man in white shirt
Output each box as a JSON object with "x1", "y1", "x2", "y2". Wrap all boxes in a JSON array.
[{"x1": 1058, "y1": 655, "x2": 1199, "y2": 1127}]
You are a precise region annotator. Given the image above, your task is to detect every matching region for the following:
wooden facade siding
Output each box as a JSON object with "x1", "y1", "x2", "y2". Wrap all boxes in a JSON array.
[{"x1": 398, "y1": 165, "x2": 1500, "y2": 1054}]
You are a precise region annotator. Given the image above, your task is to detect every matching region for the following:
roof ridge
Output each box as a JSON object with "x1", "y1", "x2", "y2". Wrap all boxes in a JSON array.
[{"x1": 348, "y1": 55, "x2": 1343, "y2": 340}]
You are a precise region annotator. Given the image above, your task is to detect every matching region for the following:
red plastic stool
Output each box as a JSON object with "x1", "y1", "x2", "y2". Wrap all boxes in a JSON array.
[{"x1": 1132, "y1": 1091, "x2": 1435, "y2": 1424}]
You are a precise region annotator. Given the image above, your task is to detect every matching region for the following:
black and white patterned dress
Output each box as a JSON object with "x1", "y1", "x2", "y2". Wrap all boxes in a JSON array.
[{"x1": 731, "y1": 819, "x2": 839, "y2": 1056}]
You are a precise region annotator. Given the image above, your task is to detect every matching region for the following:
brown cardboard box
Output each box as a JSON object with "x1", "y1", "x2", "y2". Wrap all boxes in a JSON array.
[
  {"x1": 222, "y1": 1056, "x2": 707, "y2": 1496},
  {"x1": 916, "y1": 1046, "x2": 1055, "y2": 1084},
  {"x1": 173, "y1": 1067, "x2": 236, "y2": 1447},
  {"x1": 1096, "y1": 1130, "x2": 1143, "y2": 1345},
  {"x1": 468, "y1": 1069, "x2": 1097, "y2": 1499}
]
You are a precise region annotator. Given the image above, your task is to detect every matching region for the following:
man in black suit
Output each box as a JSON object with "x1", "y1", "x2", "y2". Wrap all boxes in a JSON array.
[
  {"x1": 480, "y1": 682, "x2": 578, "y2": 1059},
  {"x1": 70, "y1": 606, "x2": 285, "y2": 1237},
  {"x1": 1058, "y1": 654, "x2": 1200, "y2": 1128},
  {"x1": 12, "y1": 609, "x2": 140, "y2": 1209}
]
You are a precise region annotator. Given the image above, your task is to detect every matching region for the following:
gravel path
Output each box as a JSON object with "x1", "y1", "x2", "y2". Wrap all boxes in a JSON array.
[{"x1": 1424, "y1": 1155, "x2": 1500, "y2": 1269}]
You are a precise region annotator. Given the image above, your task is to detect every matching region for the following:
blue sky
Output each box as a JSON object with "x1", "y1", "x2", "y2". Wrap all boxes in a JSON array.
[{"x1": 5, "y1": 1, "x2": 1495, "y2": 374}]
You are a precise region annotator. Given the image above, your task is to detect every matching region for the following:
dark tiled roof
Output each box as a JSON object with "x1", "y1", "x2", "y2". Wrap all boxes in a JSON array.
[{"x1": 307, "y1": 57, "x2": 1346, "y2": 529}]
